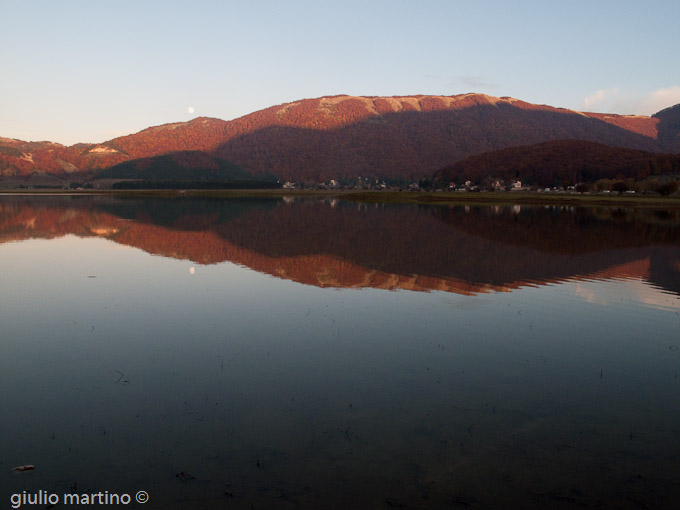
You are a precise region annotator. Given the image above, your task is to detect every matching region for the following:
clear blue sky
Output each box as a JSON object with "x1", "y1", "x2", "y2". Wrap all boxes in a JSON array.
[{"x1": 2, "y1": 0, "x2": 679, "y2": 145}]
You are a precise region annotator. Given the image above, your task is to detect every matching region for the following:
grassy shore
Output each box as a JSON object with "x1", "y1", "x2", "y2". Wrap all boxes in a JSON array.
[
  {"x1": 3, "y1": 188, "x2": 680, "y2": 208},
  {"x1": 340, "y1": 190, "x2": 680, "y2": 208}
]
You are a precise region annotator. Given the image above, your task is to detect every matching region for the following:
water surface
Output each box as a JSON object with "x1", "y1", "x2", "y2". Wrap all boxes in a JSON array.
[{"x1": 1, "y1": 195, "x2": 679, "y2": 509}]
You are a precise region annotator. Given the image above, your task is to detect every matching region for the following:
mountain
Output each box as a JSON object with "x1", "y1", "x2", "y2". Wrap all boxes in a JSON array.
[
  {"x1": 653, "y1": 103, "x2": 680, "y2": 153},
  {"x1": 98, "y1": 150, "x2": 278, "y2": 188},
  {"x1": 1, "y1": 94, "x2": 679, "y2": 184},
  {"x1": 433, "y1": 140, "x2": 680, "y2": 188},
  {"x1": 211, "y1": 95, "x2": 666, "y2": 182},
  {"x1": 0, "y1": 118, "x2": 232, "y2": 180}
]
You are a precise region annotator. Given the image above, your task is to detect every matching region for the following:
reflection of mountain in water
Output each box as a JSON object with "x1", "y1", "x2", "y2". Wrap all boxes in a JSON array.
[{"x1": 1, "y1": 195, "x2": 679, "y2": 296}]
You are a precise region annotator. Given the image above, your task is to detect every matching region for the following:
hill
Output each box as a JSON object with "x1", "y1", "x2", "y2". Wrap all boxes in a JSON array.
[
  {"x1": 211, "y1": 95, "x2": 667, "y2": 182},
  {"x1": 433, "y1": 140, "x2": 680, "y2": 188},
  {"x1": 1, "y1": 94, "x2": 679, "y2": 185},
  {"x1": 653, "y1": 103, "x2": 680, "y2": 153},
  {"x1": 98, "y1": 150, "x2": 278, "y2": 188}
]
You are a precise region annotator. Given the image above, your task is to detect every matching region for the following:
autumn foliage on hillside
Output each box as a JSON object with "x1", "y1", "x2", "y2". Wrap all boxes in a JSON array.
[
  {"x1": 1, "y1": 94, "x2": 678, "y2": 184},
  {"x1": 212, "y1": 95, "x2": 664, "y2": 182},
  {"x1": 105, "y1": 118, "x2": 231, "y2": 159},
  {"x1": 653, "y1": 103, "x2": 680, "y2": 153},
  {"x1": 582, "y1": 113, "x2": 659, "y2": 138},
  {"x1": 100, "y1": 150, "x2": 255, "y2": 180},
  {"x1": 434, "y1": 140, "x2": 680, "y2": 188}
]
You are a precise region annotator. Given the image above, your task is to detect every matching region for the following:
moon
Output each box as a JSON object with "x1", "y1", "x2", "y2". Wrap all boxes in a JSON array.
[{"x1": 188, "y1": 106, "x2": 195, "y2": 114}]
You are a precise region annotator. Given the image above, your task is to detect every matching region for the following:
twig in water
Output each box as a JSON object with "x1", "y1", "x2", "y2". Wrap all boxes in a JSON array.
[
  {"x1": 176, "y1": 471, "x2": 196, "y2": 483},
  {"x1": 12, "y1": 465, "x2": 35, "y2": 473}
]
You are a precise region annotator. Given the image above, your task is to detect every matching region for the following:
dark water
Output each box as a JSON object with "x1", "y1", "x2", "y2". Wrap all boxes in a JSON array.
[{"x1": 1, "y1": 195, "x2": 679, "y2": 509}]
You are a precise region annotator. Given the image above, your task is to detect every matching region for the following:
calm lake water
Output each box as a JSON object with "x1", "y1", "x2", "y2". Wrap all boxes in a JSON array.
[{"x1": 1, "y1": 194, "x2": 679, "y2": 509}]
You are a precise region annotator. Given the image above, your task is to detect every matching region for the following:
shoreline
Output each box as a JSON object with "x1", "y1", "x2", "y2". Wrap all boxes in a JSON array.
[{"x1": 2, "y1": 188, "x2": 680, "y2": 208}]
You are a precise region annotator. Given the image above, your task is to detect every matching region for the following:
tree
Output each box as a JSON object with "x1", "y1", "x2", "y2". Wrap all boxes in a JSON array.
[
  {"x1": 656, "y1": 181, "x2": 679, "y2": 196},
  {"x1": 593, "y1": 178, "x2": 612, "y2": 192},
  {"x1": 611, "y1": 181, "x2": 629, "y2": 194}
]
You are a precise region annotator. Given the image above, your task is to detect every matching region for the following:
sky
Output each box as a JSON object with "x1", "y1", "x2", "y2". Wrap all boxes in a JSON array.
[{"x1": 2, "y1": 0, "x2": 679, "y2": 146}]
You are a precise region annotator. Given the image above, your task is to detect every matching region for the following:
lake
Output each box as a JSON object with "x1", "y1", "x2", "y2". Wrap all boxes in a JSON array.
[{"x1": 1, "y1": 194, "x2": 679, "y2": 509}]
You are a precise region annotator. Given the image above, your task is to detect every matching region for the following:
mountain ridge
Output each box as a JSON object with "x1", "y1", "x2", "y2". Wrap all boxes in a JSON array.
[{"x1": 1, "y1": 93, "x2": 678, "y2": 184}]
